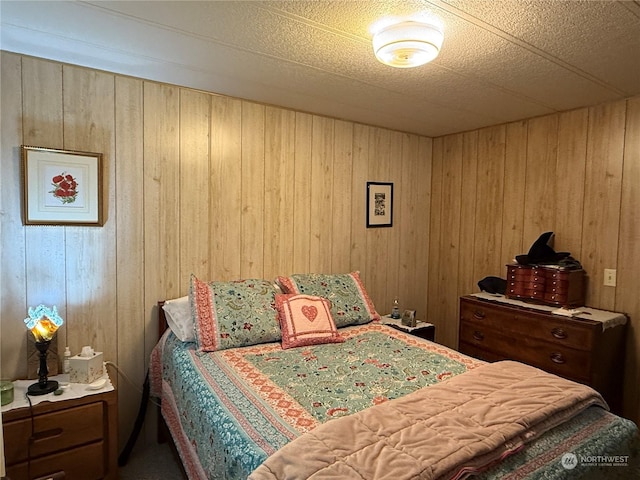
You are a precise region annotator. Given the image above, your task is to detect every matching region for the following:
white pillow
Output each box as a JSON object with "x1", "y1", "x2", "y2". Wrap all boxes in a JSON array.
[{"x1": 162, "y1": 296, "x2": 195, "y2": 342}]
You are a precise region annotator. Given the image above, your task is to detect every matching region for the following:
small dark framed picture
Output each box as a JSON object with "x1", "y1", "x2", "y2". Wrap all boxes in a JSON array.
[
  {"x1": 21, "y1": 145, "x2": 104, "y2": 226},
  {"x1": 366, "y1": 181, "x2": 393, "y2": 228}
]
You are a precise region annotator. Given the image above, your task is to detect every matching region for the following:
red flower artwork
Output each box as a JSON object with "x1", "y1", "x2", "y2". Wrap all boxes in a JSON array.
[{"x1": 50, "y1": 172, "x2": 79, "y2": 204}]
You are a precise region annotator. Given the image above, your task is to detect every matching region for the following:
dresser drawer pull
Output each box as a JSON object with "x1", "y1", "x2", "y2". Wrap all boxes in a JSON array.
[
  {"x1": 34, "y1": 472, "x2": 65, "y2": 480},
  {"x1": 551, "y1": 327, "x2": 568, "y2": 339},
  {"x1": 550, "y1": 352, "x2": 566, "y2": 364},
  {"x1": 473, "y1": 331, "x2": 484, "y2": 341},
  {"x1": 32, "y1": 427, "x2": 63, "y2": 443},
  {"x1": 472, "y1": 310, "x2": 485, "y2": 320}
]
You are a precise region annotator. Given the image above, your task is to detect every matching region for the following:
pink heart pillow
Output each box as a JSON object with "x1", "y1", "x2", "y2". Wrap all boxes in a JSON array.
[{"x1": 275, "y1": 294, "x2": 344, "y2": 349}]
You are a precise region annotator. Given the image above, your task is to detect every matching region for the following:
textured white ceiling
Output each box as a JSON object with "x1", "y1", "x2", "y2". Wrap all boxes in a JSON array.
[{"x1": 1, "y1": 0, "x2": 639, "y2": 137}]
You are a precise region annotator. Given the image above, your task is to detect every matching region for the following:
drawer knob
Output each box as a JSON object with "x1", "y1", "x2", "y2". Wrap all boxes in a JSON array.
[
  {"x1": 551, "y1": 327, "x2": 568, "y2": 339},
  {"x1": 472, "y1": 310, "x2": 485, "y2": 320},
  {"x1": 550, "y1": 352, "x2": 566, "y2": 364},
  {"x1": 473, "y1": 331, "x2": 484, "y2": 341}
]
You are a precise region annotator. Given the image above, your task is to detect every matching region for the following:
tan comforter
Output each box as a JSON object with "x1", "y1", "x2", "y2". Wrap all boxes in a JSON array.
[{"x1": 249, "y1": 360, "x2": 607, "y2": 480}]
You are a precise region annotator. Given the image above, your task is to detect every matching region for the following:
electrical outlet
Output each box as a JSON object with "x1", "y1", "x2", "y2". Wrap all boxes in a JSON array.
[{"x1": 604, "y1": 269, "x2": 617, "y2": 287}]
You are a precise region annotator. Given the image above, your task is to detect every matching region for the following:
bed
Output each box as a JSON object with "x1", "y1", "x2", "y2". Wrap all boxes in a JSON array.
[{"x1": 149, "y1": 272, "x2": 640, "y2": 479}]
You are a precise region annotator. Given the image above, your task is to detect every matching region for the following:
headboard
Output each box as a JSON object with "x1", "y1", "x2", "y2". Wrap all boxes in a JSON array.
[{"x1": 158, "y1": 301, "x2": 168, "y2": 340}]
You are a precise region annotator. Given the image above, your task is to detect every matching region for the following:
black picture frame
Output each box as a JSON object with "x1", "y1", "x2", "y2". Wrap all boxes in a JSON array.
[{"x1": 366, "y1": 182, "x2": 393, "y2": 228}]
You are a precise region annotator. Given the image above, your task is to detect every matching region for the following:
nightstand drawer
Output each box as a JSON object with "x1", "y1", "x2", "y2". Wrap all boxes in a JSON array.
[
  {"x1": 7, "y1": 441, "x2": 105, "y2": 480},
  {"x1": 5, "y1": 402, "x2": 104, "y2": 463}
]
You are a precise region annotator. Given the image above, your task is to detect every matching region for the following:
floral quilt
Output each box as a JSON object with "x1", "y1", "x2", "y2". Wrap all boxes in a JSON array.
[
  {"x1": 150, "y1": 322, "x2": 640, "y2": 480},
  {"x1": 150, "y1": 323, "x2": 481, "y2": 479}
]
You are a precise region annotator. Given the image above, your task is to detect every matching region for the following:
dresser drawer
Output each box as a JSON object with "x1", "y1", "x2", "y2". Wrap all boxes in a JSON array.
[
  {"x1": 4, "y1": 402, "x2": 104, "y2": 463},
  {"x1": 460, "y1": 300, "x2": 594, "y2": 350},
  {"x1": 459, "y1": 320, "x2": 591, "y2": 382}
]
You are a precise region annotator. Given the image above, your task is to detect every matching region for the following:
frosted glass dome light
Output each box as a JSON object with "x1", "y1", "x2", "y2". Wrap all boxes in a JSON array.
[{"x1": 372, "y1": 20, "x2": 444, "y2": 68}]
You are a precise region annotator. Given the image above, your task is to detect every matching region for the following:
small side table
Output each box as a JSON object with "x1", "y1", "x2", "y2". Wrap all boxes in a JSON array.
[
  {"x1": 2, "y1": 371, "x2": 118, "y2": 480},
  {"x1": 382, "y1": 315, "x2": 435, "y2": 341}
]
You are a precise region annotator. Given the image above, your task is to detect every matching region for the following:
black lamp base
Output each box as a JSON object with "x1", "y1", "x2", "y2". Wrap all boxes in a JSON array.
[{"x1": 27, "y1": 379, "x2": 59, "y2": 396}]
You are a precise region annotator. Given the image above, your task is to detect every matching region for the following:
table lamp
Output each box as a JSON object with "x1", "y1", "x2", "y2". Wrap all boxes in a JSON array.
[{"x1": 24, "y1": 305, "x2": 64, "y2": 395}]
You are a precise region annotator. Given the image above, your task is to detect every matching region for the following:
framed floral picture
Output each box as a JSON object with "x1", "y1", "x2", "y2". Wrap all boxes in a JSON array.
[
  {"x1": 21, "y1": 146, "x2": 104, "y2": 226},
  {"x1": 366, "y1": 181, "x2": 393, "y2": 228}
]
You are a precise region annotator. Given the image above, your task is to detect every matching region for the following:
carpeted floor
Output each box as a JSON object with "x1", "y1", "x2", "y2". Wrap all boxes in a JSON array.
[{"x1": 119, "y1": 440, "x2": 186, "y2": 480}]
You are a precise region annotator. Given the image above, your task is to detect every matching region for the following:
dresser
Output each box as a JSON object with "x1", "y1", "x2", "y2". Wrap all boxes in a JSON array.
[
  {"x1": 2, "y1": 376, "x2": 118, "y2": 480},
  {"x1": 459, "y1": 294, "x2": 627, "y2": 413}
]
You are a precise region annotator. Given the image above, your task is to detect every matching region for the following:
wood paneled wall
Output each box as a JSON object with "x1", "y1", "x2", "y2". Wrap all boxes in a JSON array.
[
  {"x1": 428, "y1": 97, "x2": 640, "y2": 423},
  {"x1": 1, "y1": 52, "x2": 638, "y2": 441},
  {"x1": 0, "y1": 52, "x2": 432, "y2": 446}
]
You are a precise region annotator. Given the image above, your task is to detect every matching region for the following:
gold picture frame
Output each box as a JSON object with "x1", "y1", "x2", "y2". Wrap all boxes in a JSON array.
[{"x1": 21, "y1": 146, "x2": 104, "y2": 226}]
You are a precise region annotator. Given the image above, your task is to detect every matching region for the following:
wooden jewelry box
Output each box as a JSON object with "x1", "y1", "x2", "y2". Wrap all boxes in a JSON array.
[{"x1": 505, "y1": 263, "x2": 586, "y2": 308}]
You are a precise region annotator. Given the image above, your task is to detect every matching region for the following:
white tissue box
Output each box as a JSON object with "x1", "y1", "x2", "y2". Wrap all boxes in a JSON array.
[{"x1": 69, "y1": 351, "x2": 104, "y2": 384}]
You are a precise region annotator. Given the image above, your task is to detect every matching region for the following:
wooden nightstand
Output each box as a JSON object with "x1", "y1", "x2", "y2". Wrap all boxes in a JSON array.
[
  {"x1": 2, "y1": 373, "x2": 118, "y2": 480},
  {"x1": 382, "y1": 316, "x2": 436, "y2": 341}
]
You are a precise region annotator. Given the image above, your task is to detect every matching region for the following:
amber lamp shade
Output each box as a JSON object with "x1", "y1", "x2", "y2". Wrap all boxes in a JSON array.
[{"x1": 24, "y1": 305, "x2": 64, "y2": 396}]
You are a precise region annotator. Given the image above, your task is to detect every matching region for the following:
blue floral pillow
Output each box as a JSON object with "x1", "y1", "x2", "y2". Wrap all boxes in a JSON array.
[
  {"x1": 276, "y1": 272, "x2": 380, "y2": 328},
  {"x1": 190, "y1": 275, "x2": 281, "y2": 352}
]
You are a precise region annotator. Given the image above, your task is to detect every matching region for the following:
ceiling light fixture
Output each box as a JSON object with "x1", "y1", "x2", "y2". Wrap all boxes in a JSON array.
[{"x1": 372, "y1": 20, "x2": 443, "y2": 68}]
